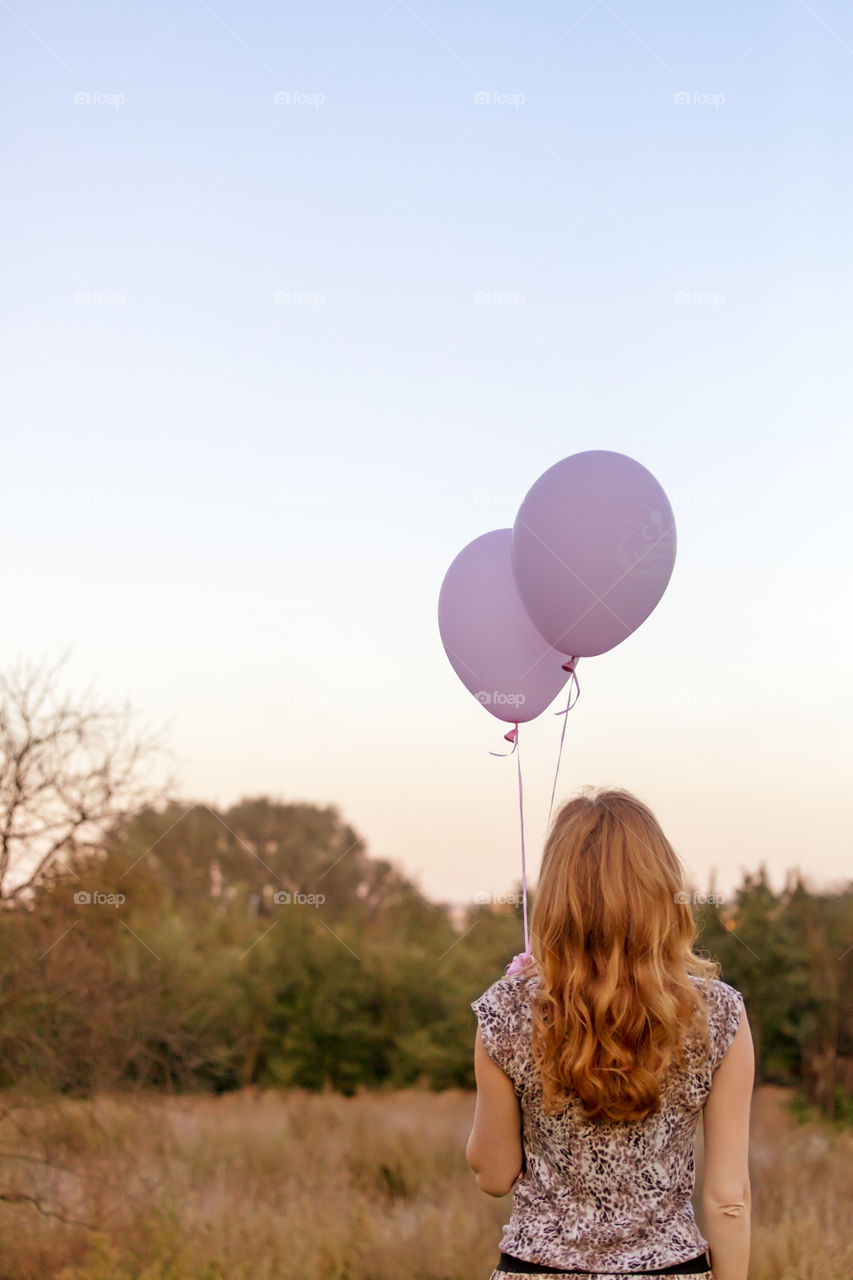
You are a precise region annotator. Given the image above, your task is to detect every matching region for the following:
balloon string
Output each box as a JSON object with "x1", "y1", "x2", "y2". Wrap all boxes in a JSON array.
[
  {"x1": 494, "y1": 722, "x2": 532, "y2": 975},
  {"x1": 546, "y1": 658, "x2": 581, "y2": 835},
  {"x1": 517, "y1": 725, "x2": 529, "y2": 955},
  {"x1": 502, "y1": 660, "x2": 581, "y2": 977},
  {"x1": 488, "y1": 724, "x2": 531, "y2": 973}
]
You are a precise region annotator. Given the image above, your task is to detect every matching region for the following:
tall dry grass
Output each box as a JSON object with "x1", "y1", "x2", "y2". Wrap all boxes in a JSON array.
[{"x1": 0, "y1": 1085, "x2": 849, "y2": 1279}]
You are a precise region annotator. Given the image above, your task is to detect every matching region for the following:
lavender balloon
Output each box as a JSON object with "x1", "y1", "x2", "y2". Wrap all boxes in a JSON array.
[
  {"x1": 438, "y1": 529, "x2": 571, "y2": 724},
  {"x1": 511, "y1": 450, "x2": 677, "y2": 658}
]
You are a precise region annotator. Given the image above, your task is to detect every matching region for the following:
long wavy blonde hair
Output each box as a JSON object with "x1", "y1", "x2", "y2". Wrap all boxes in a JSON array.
[{"x1": 521, "y1": 787, "x2": 720, "y2": 1124}]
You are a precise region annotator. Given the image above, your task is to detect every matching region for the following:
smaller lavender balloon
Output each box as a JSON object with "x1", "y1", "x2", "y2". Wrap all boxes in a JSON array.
[{"x1": 438, "y1": 529, "x2": 571, "y2": 724}]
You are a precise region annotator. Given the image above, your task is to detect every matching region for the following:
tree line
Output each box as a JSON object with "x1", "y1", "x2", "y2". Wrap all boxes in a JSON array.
[
  {"x1": 1, "y1": 656, "x2": 851, "y2": 1120},
  {"x1": 0, "y1": 793, "x2": 848, "y2": 1121}
]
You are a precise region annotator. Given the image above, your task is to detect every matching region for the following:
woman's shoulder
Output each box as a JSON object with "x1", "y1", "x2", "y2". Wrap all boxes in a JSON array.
[
  {"x1": 688, "y1": 971, "x2": 744, "y2": 1003},
  {"x1": 687, "y1": 973, "x2": 745, "y2": 1066},
  {"x1": 470, "y1": 971, "x2": 538, "y2": 1076},
  {"x1": 471, "y1": 968, "x2": 540, "y2": 1018},
  {"x1": 475, "y1": 968, "x2": 538, "y2": 999}
]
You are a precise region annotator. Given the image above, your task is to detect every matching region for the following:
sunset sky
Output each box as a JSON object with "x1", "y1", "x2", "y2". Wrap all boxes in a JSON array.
[{"x1": 3, "y1": 1, "x2": 851, "y2": 921}]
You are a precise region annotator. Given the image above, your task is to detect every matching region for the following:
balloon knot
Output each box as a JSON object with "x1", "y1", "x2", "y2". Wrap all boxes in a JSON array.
[
  {"x1": 561, "y1": 656, "x2": 577, "y2": 673},
  {"x1": 505, "y1": 949, "x2": 535, "y2": 976}
]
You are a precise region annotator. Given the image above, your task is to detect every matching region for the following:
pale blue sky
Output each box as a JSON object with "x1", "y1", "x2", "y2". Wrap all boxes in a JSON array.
[{"x1": 2, "y1": 1, "x2": 851, "y2": 915}]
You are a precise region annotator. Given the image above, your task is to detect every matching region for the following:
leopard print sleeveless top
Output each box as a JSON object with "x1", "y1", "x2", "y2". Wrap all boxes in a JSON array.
[{"x1": 471, "y1": 971, "x2": 744, "y2": 1272}]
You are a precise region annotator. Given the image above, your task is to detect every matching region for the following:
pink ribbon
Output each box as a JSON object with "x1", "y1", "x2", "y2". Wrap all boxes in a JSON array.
[{"x1": 488, "y1": 723, "x2": 519, "y2": 757}]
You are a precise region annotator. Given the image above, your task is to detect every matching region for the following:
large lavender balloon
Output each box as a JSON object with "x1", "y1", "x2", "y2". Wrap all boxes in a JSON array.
[
  {"x1": 438, "y1": 529, "x2": 571, "y2": 724},
  {"x1": 511, "y1": 450, "x2": 677, "y2": 658}
]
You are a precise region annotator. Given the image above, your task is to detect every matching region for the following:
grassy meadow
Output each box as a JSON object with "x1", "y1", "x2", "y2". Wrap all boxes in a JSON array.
[{"x1": 0, "y1": 1084, "x2": 850, "y2": 1280}]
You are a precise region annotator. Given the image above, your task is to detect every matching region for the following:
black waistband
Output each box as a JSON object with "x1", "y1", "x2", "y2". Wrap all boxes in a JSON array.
[{"x1": 496, "y1": 1249, "x2": 711, "y2": 1275}]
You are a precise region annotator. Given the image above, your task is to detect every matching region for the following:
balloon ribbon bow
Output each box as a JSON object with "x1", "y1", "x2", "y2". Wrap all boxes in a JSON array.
[{"x1": 488, "y1": 724, "x2": 518, "y2": 757}]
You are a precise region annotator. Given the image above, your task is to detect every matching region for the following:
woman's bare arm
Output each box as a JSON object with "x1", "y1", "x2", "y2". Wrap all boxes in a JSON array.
[
  {"x1": 465, "y1": 1027, "x2": 523, "y2": 1196},
  {"x1": 701, "y1": 1004, "x2": 755, "y2": 1280}
]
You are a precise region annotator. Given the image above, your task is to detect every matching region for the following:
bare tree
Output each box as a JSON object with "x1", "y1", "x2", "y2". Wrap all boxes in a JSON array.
[{"x1": 0, "y1": 647, "x2": 177, "y2": 903}]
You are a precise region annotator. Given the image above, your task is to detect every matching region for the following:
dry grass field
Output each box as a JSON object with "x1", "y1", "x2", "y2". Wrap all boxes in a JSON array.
[{"x1": 0, "y1": 1084, "x2": 850, "y2": 1280}]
